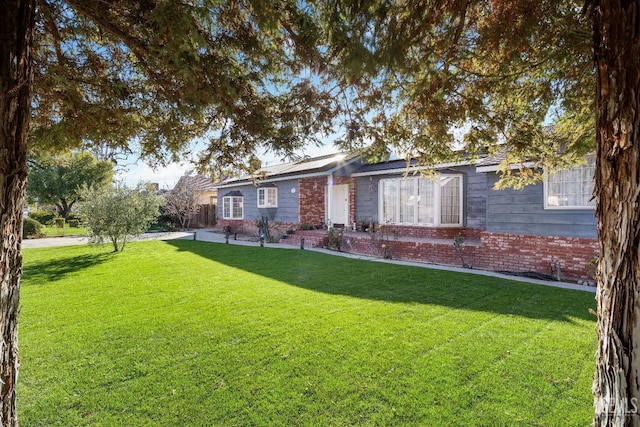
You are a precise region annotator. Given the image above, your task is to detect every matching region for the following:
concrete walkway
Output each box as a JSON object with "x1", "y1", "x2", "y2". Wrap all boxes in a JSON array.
[{"x1": 23, "y1": 228, "x2": 596, "y2": 293}]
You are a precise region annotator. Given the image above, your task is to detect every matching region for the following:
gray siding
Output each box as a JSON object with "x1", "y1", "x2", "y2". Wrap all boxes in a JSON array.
[
  {"x1": 460, "y1": 165, "x2": 487, "y2": 228},
  {"x1": 218, "y1": 179, "x2": 300, "y2": 223},
  {"x1": 355, "y1": 176, "x2": 379, "y2": 224},
  {"x1": 486, "y1": 172, "x2": 597, "y2": 238},
  {"x1": 354, "y1": 165, "x2": 487, "y2": 228}
]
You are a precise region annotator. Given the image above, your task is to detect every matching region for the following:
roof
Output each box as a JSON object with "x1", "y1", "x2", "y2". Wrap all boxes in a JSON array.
[
  {"x1": 175, "y1": 174, "x2": 217, "y2": 192},
  {"x1": 254, "y1": 152, "x2": 352, "y2": 176},
  {"x1": 352, "y1": 157, "x2": 473, "y2": 177},
  {"x1": 474, "y1": 151, "x2": 507, "y2": 167},
  {"x1": 216, "y1": 152, "x2": 359, "y2": 188}
]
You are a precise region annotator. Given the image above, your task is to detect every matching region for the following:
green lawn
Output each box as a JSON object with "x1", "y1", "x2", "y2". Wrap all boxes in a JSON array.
[
  {"x1": 40, "y1": 225, "x2": 89, "y2": 237},
  {"x1": 18, "y1": 240, "x2": 597, "y2": 426}
]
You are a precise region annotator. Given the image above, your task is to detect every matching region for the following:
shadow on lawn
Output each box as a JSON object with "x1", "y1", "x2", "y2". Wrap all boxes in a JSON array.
[
  {"x1": 167, "y1": 240, "x2": 596, "y2": 323},
  {"x1": 22, "y1": 253, "x2": 113, "y2": 285}
]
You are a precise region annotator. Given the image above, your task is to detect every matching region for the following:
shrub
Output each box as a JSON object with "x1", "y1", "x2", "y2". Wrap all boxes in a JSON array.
[
  {"x1": 67, "y1": 212, "x2": 82, "y2": 223},
  {"x1": 326, "y1": 228, "x2": 345, "y2": 251},
  {"x1": 29, "y1": 211, "x2": 55, "y2": 225},
  {"x1": 370, "y1": 224, "x2": 400, "y2": 259},
  {"x1": 68, "y1": 219, "x2": 80, "y2": 228},
  {"x1": 23, "y1": 217, "x2": 44, "y2": 239},
  {"x1": 77, "y1": 183, "x2": 162, "y2": 252},
  {"x1": 154, "y1": 206, "x2": 177, "y2": 231},
  {"x1": 54, "y1": 217, "x2": 65, "y2": 228}
]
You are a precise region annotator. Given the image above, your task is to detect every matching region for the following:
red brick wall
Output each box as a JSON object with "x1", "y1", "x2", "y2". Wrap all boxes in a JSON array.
[
  {"x1": 216, "y1": 219, "x2": 256, "y2": 235},
  {"x1": 476, "y1": 232, "x2": 598, "y2": 282},
  {"x1": 376, "y1": 225, "x2": 482, "y2": 240},
  {"x1": 298, "y1": 176, "x2": 356, "y2": 228},
  {"x1": 299, "y1": 177, "x2": 326, "y2": 226},
  {"x1": 290, "y1": 227, "x2": 597, "y2": 282},
  {"x1": 343, "y1": 233, "x2": 476, "y2": 267},
  {"x1": 216, "y1": 219, "x2": 297, "y2": 239}
]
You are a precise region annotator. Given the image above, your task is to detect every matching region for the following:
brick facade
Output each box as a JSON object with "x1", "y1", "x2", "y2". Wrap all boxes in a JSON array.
[
  {"x1": 298, "y1": 176, "x2": 357, "y2": 228},
  {"x1": 286, "y1": 227, "x2": 597, "y2": 283},
  {"x1": 476, "y1": 232, "x2": 598, "y2": 282},
  {"x1": 299, "y1": 177, "x2": 326, "y2": 227},
  {"x1": 216, "y1": 219, "x2": 297, "y2": 239}
]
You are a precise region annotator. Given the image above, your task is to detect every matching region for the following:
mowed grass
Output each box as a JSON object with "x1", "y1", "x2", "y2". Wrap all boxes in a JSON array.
[
  {"x1": 18, "y1": 240, "x2": 597, "y2": 426},
  {"x1": 40, "y1": 225, "x2": 89, "y2": 237}
]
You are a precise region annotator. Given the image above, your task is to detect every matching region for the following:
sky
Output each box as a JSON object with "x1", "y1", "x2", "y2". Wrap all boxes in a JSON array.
[
  {"x1": 116, "y1": 161, "x2": 187, "y2": 191},
  {"x1": 116, "y1": 141, "x2": 339, "y2": 190}
]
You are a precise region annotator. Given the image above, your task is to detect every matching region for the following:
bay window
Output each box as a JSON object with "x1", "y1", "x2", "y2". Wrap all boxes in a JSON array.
[{"x1": 379, "y1": 175, "x2": 463, "y2": 226}]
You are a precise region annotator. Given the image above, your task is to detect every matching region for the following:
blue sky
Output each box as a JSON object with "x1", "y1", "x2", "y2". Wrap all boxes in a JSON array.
[{"x1": 116, "y1": 141, "x2": 338, "y2": 189}]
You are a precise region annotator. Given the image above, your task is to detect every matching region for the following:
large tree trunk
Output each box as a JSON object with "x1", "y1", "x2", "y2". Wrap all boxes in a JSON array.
[
  {"x1": 592, "y1": 1, "x2": 640, "y2": 425},
  {"x1": 0, "y1": 1, "x2": 35, "y2": 426}
]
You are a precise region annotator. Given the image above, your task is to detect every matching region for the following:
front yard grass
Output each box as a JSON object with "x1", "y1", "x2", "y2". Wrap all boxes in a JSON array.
[
  {"x1": 39, "y1": 224, "x2": 89, "y2": 237},
  {"x1": 19, "y1": 240, "x2": 597, "y2": 426}
]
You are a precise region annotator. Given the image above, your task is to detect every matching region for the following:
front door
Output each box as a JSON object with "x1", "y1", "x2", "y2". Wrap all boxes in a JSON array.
[{"x1": 330, "y1": 184, "x2": 349, "y2": 227}]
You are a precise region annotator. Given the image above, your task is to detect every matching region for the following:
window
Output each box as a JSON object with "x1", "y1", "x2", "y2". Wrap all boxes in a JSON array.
[
  {"x1": 440, "y1": 176, "x2": 461, "y2": 224},
  {"x1": 257, "y1": 187, "x2": 278, "y2": 208},
  {"x1": 379, "y1": 175, "x2": 463, "y2": 226},
  {"x1": 222, "y1": 196, "x2": 243, "y2": 219},
  {"x1": 545, "y1": 155, "x2": 595, "y2": 209}
]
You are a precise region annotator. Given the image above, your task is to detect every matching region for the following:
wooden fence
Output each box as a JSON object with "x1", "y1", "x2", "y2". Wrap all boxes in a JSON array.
[{"x1": 191, "y1": 204, "x2": 216, "y2": 228}]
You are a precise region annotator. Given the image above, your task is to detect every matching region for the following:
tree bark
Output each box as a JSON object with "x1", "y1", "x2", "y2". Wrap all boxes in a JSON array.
[
  {"x1": 592, "y1": 1, "x2": 640, "y2": 425},
  {"x1": 0, "y1": 1, "x2": 34, "y2": 425}
]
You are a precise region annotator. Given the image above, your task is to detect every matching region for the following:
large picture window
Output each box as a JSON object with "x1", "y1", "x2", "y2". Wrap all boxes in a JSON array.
[
  {"x1": 222, "y1": 196, "x2": 244, "y2": 219},
  {"x1": 379, "y1": 175, "x2": 462, "y2": 226},
  {"x1": 545, "y1": 155, "x2": 595, "y2": 209},
  {"x1": 257, "y1": 187, "x2": 278, "y2": 208}
]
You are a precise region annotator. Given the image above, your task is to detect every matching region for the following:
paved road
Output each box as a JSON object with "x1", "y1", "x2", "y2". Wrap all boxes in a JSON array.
[{"x1": 22, "y1": 228, "x2": 595, "y2": 293}]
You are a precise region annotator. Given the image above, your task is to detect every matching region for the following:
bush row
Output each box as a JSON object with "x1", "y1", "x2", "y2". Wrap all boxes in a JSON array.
[{"x1": 28, "y1": 211, "x2": 82, "y2": 226}]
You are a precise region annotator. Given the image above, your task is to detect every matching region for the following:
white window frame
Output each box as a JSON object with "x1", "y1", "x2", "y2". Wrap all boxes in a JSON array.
[
  {"x1": 257, "y1": 187, "x2": 278, "y2": 208},
  {"x1": 222, "y1": 196, "x2": 244, "y2": 219},
  {"x1": 544, "y1": 154, "x2": 595, "y2": 210},
  {"x1": 378, "y1": 175, "x2": 463, "y2": 227}
]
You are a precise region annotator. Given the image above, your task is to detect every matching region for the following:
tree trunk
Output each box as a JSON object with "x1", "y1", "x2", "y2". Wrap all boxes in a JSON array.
[
  {"x1": 58, "y1": 198, "x2": 70, "y2": 220},
  {"x1": 0, "y1": 1, "x2": 35, "y2": 426},
  {"x1": 592, "y1": 1, "x2": 640, "y2": 425}
]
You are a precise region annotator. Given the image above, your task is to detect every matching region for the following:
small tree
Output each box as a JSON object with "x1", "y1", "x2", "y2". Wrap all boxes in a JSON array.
[
  {"x1": 78, "y1": 183, "x2": 162, "y2": 252},
  {"x1": 163, "y1": 177, "x2": 202, "y2": 230}
]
